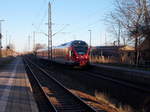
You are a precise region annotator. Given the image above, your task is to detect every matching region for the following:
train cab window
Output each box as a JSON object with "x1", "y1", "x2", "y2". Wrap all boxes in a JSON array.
[
  {"x1": 74, "y1": 46, "x2": 88, "y2": 55},
  {"x1": 71, "y1": 41, "x2": 88, "y2": 55}
]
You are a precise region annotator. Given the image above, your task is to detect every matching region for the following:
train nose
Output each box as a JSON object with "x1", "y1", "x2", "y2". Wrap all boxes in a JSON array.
[{"x1": 78, "y1": 55, "x2": 89, "y2": 66}]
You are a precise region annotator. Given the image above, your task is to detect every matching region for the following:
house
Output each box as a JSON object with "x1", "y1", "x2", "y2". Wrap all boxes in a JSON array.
[
  {"x1": 139, "y1": 38, "x2": 150, "y2": 64},
  {"x1": 90, "y1": 45, "x2": 135, "y2": 64}
]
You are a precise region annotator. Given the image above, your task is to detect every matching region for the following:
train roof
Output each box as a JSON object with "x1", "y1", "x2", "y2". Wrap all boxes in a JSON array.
[
  {"x1": 36, "y1": 48, "x2": 48, "y2": 52},
  {"x1": 36, "y1": 40, "x2": 88, "y2": 52},
  {"x1": 58, "y1": 40, "x2": 88, "y2": 47}
]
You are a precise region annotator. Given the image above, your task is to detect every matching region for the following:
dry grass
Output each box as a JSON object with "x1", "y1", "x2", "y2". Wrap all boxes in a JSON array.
[
  {"x1": 95, "y1": 91, "x2": 115, "y2": 107},
  {"x1": 117, "y1": 105, "x2": 134, "y2": 112},
  {"x1": 46, "y1": 62, "x2": 136, "y2": 112},
  {"x1": 95, "y1": 91, "x2": 135, "y2": 112},
  {"x1": 90, "y1": 56, "x2": 117, "y2": 64},
  {"x1": 71, "y1": 89, "x2": 119, "y2": 112}
]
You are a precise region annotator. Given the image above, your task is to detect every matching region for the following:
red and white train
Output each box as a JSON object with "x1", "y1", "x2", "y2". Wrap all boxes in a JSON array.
[{"x1": 36, "y1": 40, "x2": 90, "y2": 67}]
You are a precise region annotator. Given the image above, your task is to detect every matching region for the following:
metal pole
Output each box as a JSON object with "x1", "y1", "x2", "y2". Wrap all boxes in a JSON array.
[
  {"x1": 118, "y1": 21, "x2": 121, "y2": 46},
  {"x1": 5, "y1": 31, "x2": 8, "y2": 56},
  {"x1": 105, "y1": 32, "x2": 107, "y2": 46},
  {"x1": 0, "y1": 20, "x2": 4, "y2": 57},
  {"x1": 0, "y1": 22, "x2": 2, "y2": 57},
  {"x1": 33, "y1": 31, "x2": 35, "y2": 50},
  {"x1": 88, "y1": 30, "x2": 92, "y2": 60},
  {"x1": 5, "y1": 31, "x2": 7, "y2": 56},
  {"x1": 28, "y1": 35, "x2": 30, "y2": 51},
  {"x1": 88, "y1": 30, "x2": 92, "y2": 48},
  {"x1": 48, "y1": 2, "x2": 52, "y2": 60}
]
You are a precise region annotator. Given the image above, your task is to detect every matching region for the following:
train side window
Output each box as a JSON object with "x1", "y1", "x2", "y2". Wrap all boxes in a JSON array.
[
  {"x1": 69, "y1": 51, "x2": 72, "y2": 56},
  {"x1": 71, "y1": 51, "x2": 75, "y2": 56}
]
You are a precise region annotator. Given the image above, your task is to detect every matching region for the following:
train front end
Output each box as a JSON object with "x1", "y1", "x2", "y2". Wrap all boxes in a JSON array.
[{"x1": 71, "y1": 41, "x2": 90, "y2": 67}]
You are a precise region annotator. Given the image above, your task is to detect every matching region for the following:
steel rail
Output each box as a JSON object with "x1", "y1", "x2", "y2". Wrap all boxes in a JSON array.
[
  {"x1": 24, "y1": 56, "x2": 98, "y2": 112},
  {"x1": 82, "y1": 70, "x2": 150, "y2": 93},
  {"x1": 24, "y1": 58, "x2": 57, "y2": 112}
]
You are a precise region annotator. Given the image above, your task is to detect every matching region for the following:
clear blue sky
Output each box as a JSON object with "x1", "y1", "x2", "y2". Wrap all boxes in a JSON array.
[{"x1": 0, "y1": 0, "x2": 114, "y2": 52}]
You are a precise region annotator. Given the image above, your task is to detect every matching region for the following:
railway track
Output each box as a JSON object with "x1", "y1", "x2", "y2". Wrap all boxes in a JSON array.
[
  {"x1": 89, "y1": 65, "x2": 150, "y2": 87},
  {"x1": 36, "y1": 59, "x2": 150, "y2": 111},
  {"x1": 81, "y1": 69, "x2": 150, "y2": 111},
  {"x1": 24, "y1": 56, "x2": 150, "y2": 112},
  {"x1": 82, "y1": 70, "x2": 150, "y2": 93},
  {"x1": 23, "y1": 57, "x2": 100, "y2": 112},
  {"x1": 37, "y1": 58, "x2": 150, "y2": 94},
  {"x1": 24, "y1": 60, "x2": 57, "y2": 112}
]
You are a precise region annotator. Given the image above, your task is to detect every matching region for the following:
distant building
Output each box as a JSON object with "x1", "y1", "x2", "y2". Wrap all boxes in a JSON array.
[
  {"x1": 90, "y1": 45, "x2": 135, "y2": 64},
  {"x1": 139, "y1": 38, "x2": 150, "y2": 64}
]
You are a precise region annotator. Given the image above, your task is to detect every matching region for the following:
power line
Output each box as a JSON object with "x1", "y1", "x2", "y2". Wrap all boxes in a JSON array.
[
  {"x1": 69, "y1": 18, "x2": 102, "y2": 35},
  {"x1": 51, "y1": 0, "x2": 55, "y2": 5},
  {"x1": 37, "y1": 8, "x2": 47, "y2": 31},
  {"x1": 52, "y1": 24, "x2": 69, "y2": 36},
  {"x1": 32, "y1": 0, "x2": 48, "y2": 29},
  {"x1": 32, "y1": 0, "x2": 56, "y2": 32}
]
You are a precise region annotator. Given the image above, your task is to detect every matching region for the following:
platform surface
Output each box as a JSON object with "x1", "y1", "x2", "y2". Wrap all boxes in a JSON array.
[{"x1": 0, "y1": 57, "x2": 39, "y2": 112}]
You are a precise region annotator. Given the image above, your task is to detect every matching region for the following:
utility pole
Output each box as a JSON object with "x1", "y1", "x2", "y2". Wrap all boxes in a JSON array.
[
  {"x1": 6, "y1": 31, "x2": 8, "y2": 47},
  {"x1": 118, "y1": 21, "x2": 121, "y2": 47},
  {"x1": 8, "y1": 35, "x2": 11, "y2": 56},
  {"x1": 118, "y1": 21, "x2": 121, "y2": 63},
  {"x1": 33, "y1": 32, "x2": 35, "y2": 51},
  {"x1": 9, "y1": 35, "x2": 11, "y2": 46},
  {"x1": 48, "y1": 2, "x2": 52, "y2": 60},
  {"x1": 0, "y1": 20, "x2": 4, "y2": 57},
  {"x1": 99, "y1": 32, "x2": 101, "y2": 46},
  {"x1": 88, "y1": 30, "x2": 92, "y2": 48},
  {"x1": 5, "y1": 31, "x2": 8, "y2": 56},
  {"x1": 88, "y1": 30, "x2": 92, "y2": 59},
  {"x1": 28, "y1": 35, "x2": 31, "y2": 51},
  {"x1": 105, "y1": 32, "x2": 107, "y2": 46}
]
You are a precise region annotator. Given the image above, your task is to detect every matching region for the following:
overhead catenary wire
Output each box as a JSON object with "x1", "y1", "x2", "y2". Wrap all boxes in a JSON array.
[
  {"x1": 68, "y1": 18, "x2": 102, "y2": 35},
  {"x1": 32, "y1": 0, "x2": 57, "y2": 32},
  {"x1": 33, "y1": 0, "x2": 107, "y2": 47},
  {"x1": 32, "y1": 0, "x2": 48, "y2": 30},
  {"x1": 37, "y1": 0, "x2": 55, "y2": 31}
]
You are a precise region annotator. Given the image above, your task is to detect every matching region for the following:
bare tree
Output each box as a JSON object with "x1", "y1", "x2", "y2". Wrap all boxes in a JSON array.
[
  {"x1": 34, "y1": 43, "x2": 46, "y2": 51},
  {"x1": 107, "y1": 0, "x2": 150, "y2": 65}
]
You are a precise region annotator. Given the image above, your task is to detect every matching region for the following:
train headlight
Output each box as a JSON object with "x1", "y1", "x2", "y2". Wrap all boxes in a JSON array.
[
  {"x1": 76, "y1": 56, "x2": 79, "y2": 59},
  {"x1": 85, "y1": 56, "x2": 88, "y2": 59}
]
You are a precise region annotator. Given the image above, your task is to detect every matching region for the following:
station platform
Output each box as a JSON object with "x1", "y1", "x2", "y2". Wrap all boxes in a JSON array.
[{"x1": 0, "y1": 57, "x2": 39, "y2": 112}]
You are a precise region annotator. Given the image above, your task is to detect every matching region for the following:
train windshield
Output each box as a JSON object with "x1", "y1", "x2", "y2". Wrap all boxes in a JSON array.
[
  {"x1": 74, "y1": 46, "x2": 88, "y2": 55},
  {"x1": 72, "y1": 41, "x2": 88, "y2": 55}
]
